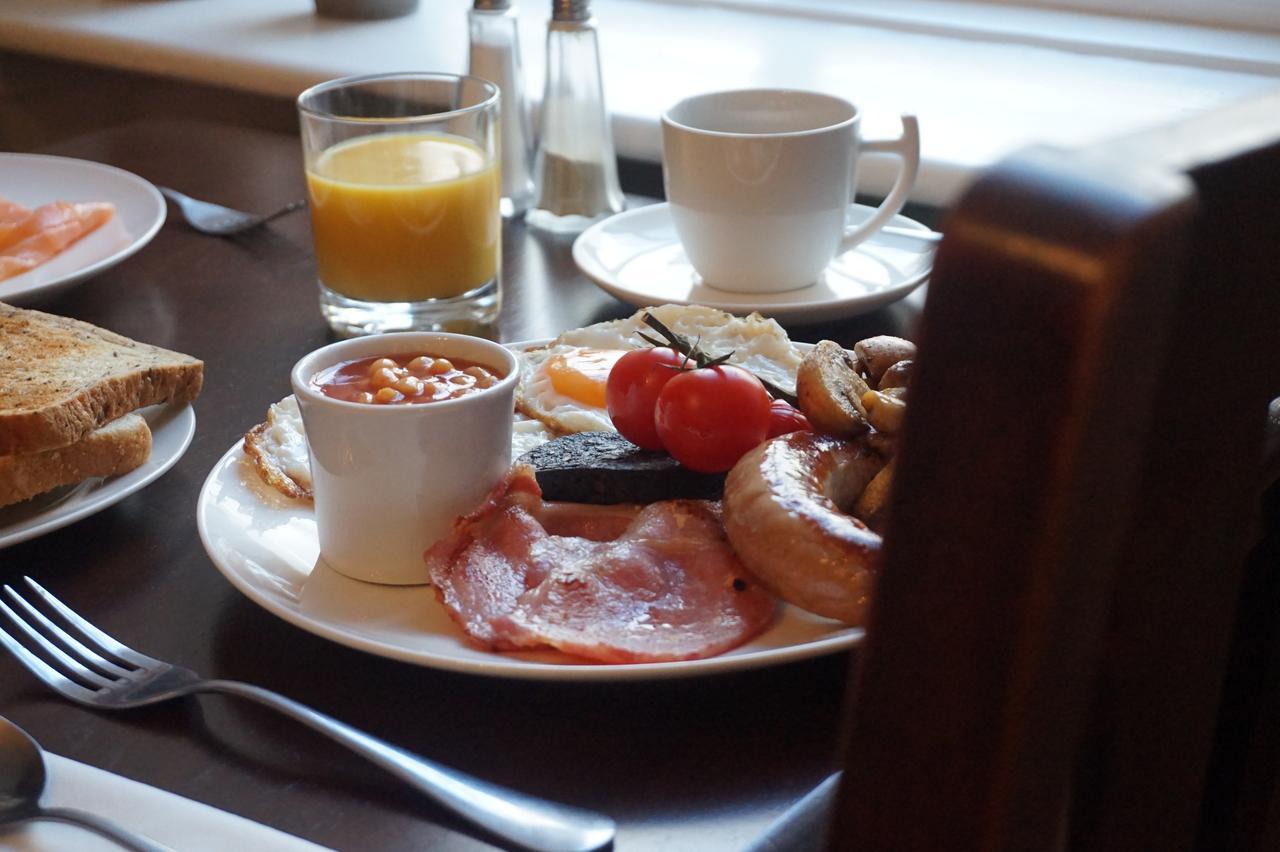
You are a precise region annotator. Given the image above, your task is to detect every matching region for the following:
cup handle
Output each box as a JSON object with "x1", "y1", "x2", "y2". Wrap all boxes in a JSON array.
[{"x1": 839, "y1": 114, "x2": 920, "y2": 253}]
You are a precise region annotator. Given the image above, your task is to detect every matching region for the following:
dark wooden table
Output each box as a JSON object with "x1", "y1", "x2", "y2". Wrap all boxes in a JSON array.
[{"x1": 0, "y1": 119, "x2": 925, "y2": 851}]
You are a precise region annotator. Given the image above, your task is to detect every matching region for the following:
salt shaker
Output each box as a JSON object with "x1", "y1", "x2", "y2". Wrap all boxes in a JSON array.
[
  {"x1": 468, "y1": 0, "x2": 535, "y2": 217},
  {"x1": 527, "y1": 0, "x2": 625, "y2": 233}
]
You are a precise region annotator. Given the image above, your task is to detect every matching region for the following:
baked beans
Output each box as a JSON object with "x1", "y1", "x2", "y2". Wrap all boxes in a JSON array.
[{"x1": 312, "y1": 353, "x2": 504, "y2": 405}]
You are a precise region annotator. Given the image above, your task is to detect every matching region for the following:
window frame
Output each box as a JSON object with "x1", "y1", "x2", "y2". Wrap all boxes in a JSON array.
[
  {"x1": 952, "y1": 0, "x2": 1280, "y2": 33},
  {"x1": 637, "y1": 0, "x2": 1280, "y2": 75}
]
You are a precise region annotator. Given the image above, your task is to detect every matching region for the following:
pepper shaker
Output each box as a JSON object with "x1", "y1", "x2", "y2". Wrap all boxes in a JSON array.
[
  {"x1": 468, "y1": 0, "x2": 535, "y2": 217},
  {"x1": 527, "y1": 0, "x2": 625, "y2": 233}
]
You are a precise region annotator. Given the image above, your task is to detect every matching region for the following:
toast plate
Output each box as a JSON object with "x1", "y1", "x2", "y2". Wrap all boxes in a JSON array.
[
  {"x1": 0, "y1": 403, "x2": 196, "y2": 550},
  {"x1": 198, "y1": 342, "x2": 862, "y2": 681},
  {"x1": 0, "y1": 154, "x2": 166, "y2": 305},
  {"x1": 572, "y1": 202, "x2": 934, "y2": 324}
]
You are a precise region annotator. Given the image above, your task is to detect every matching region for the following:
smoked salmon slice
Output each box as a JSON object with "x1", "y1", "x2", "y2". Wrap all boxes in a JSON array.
[
  {"x1": 0, "y1": 197, "x2": 37, "y2": 251},
  {"x1": 0, "y1": 196, "x2": 115, "y2": 282}
]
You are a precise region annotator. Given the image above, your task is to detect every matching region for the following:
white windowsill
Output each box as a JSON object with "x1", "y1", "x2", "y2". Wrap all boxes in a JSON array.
[{"x1": 3, "y1": 0, "x2": 1280, "y2": 207}]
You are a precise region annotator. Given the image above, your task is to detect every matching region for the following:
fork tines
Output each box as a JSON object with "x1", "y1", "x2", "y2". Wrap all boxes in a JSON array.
[{"x1": 0, "y1": 577, "x2": 141, "y2": 701}]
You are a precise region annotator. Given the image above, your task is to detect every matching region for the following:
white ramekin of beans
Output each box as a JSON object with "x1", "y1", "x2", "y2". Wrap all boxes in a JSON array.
[{"x1": 290, "y1": 332, "x2": 519, "y2": 585}]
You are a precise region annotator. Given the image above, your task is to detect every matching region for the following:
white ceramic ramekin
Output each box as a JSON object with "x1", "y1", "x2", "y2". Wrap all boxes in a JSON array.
[{"x1": 290, "y1": 332, "x2": 518, "y2": 585}]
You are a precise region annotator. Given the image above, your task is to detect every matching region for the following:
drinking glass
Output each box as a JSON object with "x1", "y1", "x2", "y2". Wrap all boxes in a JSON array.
[{"x1": 298, "y1": 73, "x2": 502, "y2": 336}]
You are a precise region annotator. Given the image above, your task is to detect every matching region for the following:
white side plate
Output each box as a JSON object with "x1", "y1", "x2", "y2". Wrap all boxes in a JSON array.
[
  {"x1": 0, "y1": 404, "x2": 196, "y2": 550},
  {"x1": 0, "y1": 154, "x2": 166, "y2": 304}
]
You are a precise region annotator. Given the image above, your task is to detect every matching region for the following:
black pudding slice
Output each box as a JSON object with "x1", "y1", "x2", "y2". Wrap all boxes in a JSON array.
[{"x1": 518, "y1": 431, "x2": 726, "y2": 504}]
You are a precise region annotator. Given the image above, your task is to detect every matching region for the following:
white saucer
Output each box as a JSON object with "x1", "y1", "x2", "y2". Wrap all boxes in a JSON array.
[
  {"x1": 0, "y1": 403, "x2": 196, "y2": 550},
  {"x1": 572, "y1": 202, "x2": 934, "y2": 324},
  {"x1": 0, "y1": 154, "x2": 166, "y2": 304}
]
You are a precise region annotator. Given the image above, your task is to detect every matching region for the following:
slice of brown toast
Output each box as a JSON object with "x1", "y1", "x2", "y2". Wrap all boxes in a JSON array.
[
  {"x1": 0, "y1": 302, "x2": 203, "y2": 455},
  {"x1": 0, "y1": 412, "x2": 152, "y2": 508}
]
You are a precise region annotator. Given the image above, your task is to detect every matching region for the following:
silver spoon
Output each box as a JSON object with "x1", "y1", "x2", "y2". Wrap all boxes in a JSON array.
[
  {"x1": 0, "y1": 715, "x2": 170, "y2": 851},
  {"x1": 159, "y1": 187, "x2": 306, "y2": 237},
  {"x1": 881, "y1": 224, "x2": 942, "y2": 243},
  {"x1": 873, "y1": 224, "x2": 943, "y2": 252}
]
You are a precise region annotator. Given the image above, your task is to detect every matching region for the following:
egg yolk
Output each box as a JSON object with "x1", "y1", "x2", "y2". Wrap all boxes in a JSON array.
[{"x1": 545, "y1": 348, "x2": 626, "y2": 408}]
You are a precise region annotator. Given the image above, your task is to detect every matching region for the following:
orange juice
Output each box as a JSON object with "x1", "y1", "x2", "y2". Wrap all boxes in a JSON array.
[{"x1": 306, "y1": 133, "x2": 500, "y2": 302}]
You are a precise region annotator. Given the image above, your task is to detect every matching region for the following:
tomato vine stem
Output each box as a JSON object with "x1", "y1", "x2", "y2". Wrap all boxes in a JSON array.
[{"x1": 635, "y1": 312, "x2": 799, "y2": 407}]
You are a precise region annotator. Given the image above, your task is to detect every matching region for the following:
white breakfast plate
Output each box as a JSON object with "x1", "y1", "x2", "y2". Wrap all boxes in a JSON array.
[
  {"x1": 197, "y1": 444, "x2": 861, "y2": 681},
  {"x1": 0, "y1": 404, "x2": 196, "y2": 550},
  {"x1": 0, "y1": 154, "x2": 166, "y2": 304},
  {"x1": 573, "y1": 202, "x2": 935, "y2": 325},
  {"x1": 197, "y1": 338, "x2": 862, "y2": 680}
]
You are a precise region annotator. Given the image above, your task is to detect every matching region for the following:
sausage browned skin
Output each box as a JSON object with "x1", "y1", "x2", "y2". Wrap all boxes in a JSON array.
[{"x1": 723, "y1": 431, "x2": 884, "y2": 625}]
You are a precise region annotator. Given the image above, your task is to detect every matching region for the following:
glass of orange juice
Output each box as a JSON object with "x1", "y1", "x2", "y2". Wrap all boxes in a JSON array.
[{"x1": 297, "y1": 73, "x2": 501, "y2": 336}]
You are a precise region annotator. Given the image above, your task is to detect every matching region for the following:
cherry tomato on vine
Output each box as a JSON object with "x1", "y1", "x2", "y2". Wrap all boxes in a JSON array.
[
  {"x1": 766, "y1": 399, "x2": 811, "y2": 438},
  {"x1": 653, "y1": 364, "x2": 772, "y2": 472},
  {"x1": 605, "y1": 346, "x2": 688, "y2": 450}
]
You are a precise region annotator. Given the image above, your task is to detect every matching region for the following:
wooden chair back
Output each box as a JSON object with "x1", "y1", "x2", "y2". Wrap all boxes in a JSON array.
[{"x1": 830, "y1": 91, "x2": 1280, "y2": 852}]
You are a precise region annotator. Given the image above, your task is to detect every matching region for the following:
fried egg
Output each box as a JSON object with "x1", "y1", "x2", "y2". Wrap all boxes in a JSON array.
[
  {"x1": 245, "y1": 395, "x2": 555, "y2": 502},
  {"x1": 515, "y1": 304, "x2": 804, "y2": 435},
  {"x1": 244, "y1": 395, "x2": 313, "y2": 501}
]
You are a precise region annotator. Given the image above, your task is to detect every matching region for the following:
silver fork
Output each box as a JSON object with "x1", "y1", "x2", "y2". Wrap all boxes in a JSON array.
[
  {"x1": 159, "y1": 187, "x2": 306, "y2": 236},
  {"x1": 0, "y1": 577, "x2": 615, "y2": 852}
]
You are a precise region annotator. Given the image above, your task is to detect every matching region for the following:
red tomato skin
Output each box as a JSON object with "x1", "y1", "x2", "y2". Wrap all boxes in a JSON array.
[
  {"x1": 605, "y1": 347, "x2": 687, "y2": 450},
  {"x1": 653, "y1": 365, "x2": 772, "y2": 473},
  {"x1": 766, "y1": 399, "x2": 812, "y2": 438}
]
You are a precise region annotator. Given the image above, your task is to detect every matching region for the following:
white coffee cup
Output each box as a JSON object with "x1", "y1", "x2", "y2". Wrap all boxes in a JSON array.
[
  {"x1": 290, "y1": 332, "x2": 518, "y2": 585},
  {"x1": 661, "y1": 89, "x2": 920, "y2": 294}
]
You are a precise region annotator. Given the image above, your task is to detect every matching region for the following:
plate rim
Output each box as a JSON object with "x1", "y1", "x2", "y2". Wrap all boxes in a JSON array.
[
  {"x1": 0, "y1": 403, "x2": 197, "y2": 550},
  {"x1": 572, "y1": 201, "x2": 932, "y2": 323},
  {"x1": 198, "y1": 439, "x2": 860, "y2": 680},
  {"x1": 198, "y1": 339, "x2": 863, "y2": 681},
  {"x1": 197, "y1": 440, "x2": 862, "y2": 682},
  {"x1": 0, "y1": 153, "x2": 166, "y2": 303}
]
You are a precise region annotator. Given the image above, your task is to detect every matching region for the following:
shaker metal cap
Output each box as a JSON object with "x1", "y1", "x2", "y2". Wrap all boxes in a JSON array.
[
  {"x1": 552, "y1": 0, "x2": 590, "y2": 22},
  {"x1": 473, "y1": 0, "x2": 512, "y2": 9}
]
